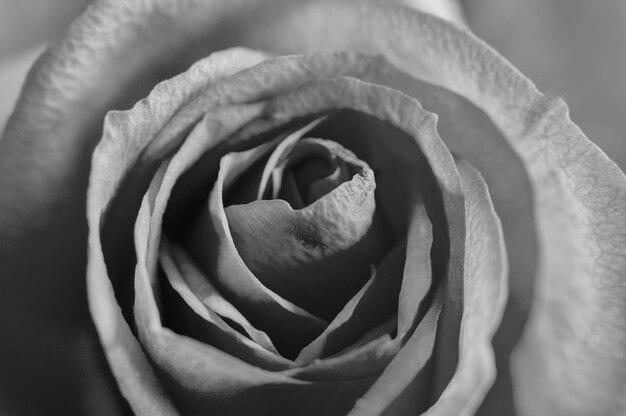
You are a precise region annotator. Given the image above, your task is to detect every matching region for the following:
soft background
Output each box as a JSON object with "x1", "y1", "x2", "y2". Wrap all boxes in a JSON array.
[{"x1": 2, "y1": 0, "x2": 624, "y2": 170}]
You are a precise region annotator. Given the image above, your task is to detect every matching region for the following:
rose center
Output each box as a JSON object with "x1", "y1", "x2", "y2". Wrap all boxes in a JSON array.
[{"x1": 222, "y1": 130, "x2": 393, "y2": 321}]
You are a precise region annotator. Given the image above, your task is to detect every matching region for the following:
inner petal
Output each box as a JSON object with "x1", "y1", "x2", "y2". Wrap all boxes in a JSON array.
[
  {"x1": 280, "y1": 138, "x2": 356, "y2": 206},
  {"x1": 226, "y1": 155, "x2": 393, "y2": 320}
]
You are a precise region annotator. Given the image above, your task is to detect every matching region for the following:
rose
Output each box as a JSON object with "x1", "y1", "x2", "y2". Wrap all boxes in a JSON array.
[{"x1": 1, "y1": 2, "x2": 625, "y2": 416}]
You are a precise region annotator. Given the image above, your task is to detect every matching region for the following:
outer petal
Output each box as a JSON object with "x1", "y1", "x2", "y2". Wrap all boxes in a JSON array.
[{"x1": 510, "y1": 108, "x2": 626, "y2": 415}]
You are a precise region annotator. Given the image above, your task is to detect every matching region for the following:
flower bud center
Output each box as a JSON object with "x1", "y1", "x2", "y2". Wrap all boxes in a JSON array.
[{"x1": 224, "y1": 130, "x2": 393, "y2": 321}]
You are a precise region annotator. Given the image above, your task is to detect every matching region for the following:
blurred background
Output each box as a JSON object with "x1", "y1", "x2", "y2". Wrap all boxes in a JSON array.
[{"x1": 1, "y1": 0, "x2": 625, "y2": 169}]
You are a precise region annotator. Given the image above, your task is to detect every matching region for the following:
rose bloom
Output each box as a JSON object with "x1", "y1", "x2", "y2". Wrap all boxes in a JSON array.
[{"x1": 1, "y1": 1, "x2": 625, "y2": 416}]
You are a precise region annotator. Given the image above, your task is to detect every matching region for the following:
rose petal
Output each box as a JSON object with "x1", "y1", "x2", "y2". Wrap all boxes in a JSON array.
[
  {"x1": 227, "y1": 118, "x2": 325, "y2": 205},
  {"x1": 509, "y1": 102, "x2": 626, "y2": 416},
  {"x1": 184, "y1": 140, "x2": 329, "y2": 356},
  {"x1": 206, "y1": 3, "x2": 563, "y2": 409},
  {"x1": 225, "y1": 160, "x2": 385, "y2": 321},
  {"x1": 136, "y1": 230, "x2": 369, "y2": 415},
  {"x1": 395, "y1": 204, "x2": 436, "y2": 339},
  {"x1": 275, "y1": 171, "x2": 306, "y2": 209},
  {"x1": 421, "y1": 160, "x2": 508, "y2": 415},
  {"x1": 111, "y1": 50, "x2": 463, "y2": 412},
  {"x1": 87, "y1": 48, "x2": 271, "y2": 414},
  {"x1": 86, "y1": 3, "x2": 626, "y2": 414},
  {"x1": 213, "y1": 68, "x2": 466, "y2": 403},
  {"x1": 295, "y1": 198, "x2": 435, "y2": 359},
  {"x1": 2, "y1": 0, "x2": 281, "y2": 212},
  {"x1": 99, "y1": 48, "x2": 270, "y2": 315},
  {"x1": 224, "y1": 192, "x2": 373, "y2": 319},
  {"x1": 159, "y1": 239, "x2": 292, "y2": 369},
  {"x1": 349, "y1": 287, "x2": 445, "y2": 416},
  {"x1": 165, "y1": 54, "x2": 465, "y2": 339},
  {"x1": 288, "y1": 200, "x2": 434, "y2": 380},
  {"x1": 285, "y1": 318, "x2": 398, "y2": 382},
  {"x1": 162, "y1": 240, "x2": 278, "y2": 354},
  {"x1": 217, "y1": 49, "x2": 510, "y2": 412},
  {"x1": 332, "y1": 56, "x2": 535, "y2": 412},
  {"x1": 295, "y1": 247, "x2": 400, "y2": 363},
  {"x1": 218, "y1": 59, "x2": 467, "y2": 397},
  {"x1": 346, "y1": 159, "x2": 508, "y2": 416},
  {"x1": 133, "y1": 99, "x2": 327, "y2": 358},
  {"x1": 255, "y1": 120, "x2": 328, "y2": 200},
  {"x1": 134, "y1": 148, "x2": 374, "y2": 416}
]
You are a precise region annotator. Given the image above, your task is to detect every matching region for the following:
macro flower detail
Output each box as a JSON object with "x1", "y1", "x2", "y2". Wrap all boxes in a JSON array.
[
  {"x1": 1, "y1": 1, "x2": 624, "y2": 416},
  {"x1": 87, "y1": 48, "x2": 509, "y2": 414}
]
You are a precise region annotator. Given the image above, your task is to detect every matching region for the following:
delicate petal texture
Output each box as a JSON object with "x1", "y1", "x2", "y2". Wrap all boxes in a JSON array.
[
  {"x1": 0, "y1": 44, "x2": 45, "y2": 132},
  {"x1": 510, "y1": 108, "x2": 626, "y2": 416},
  {"x1": 226, "y1": 161, "x2": 383, "y2": 320},
  {"x1": 87, "y1": 48, "x2": 269, "y2": 415},
  {"x1": 3, "y1": 0, "x2": 273, "y2": 210}
]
